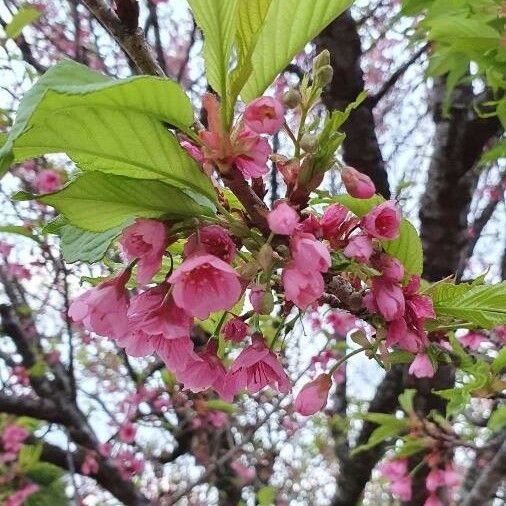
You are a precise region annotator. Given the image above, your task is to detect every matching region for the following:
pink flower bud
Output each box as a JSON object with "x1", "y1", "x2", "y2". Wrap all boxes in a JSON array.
[
  {"x1": 294, "y1": 374, "x2": 332, "y2": 415},
  {"x1": 408, "y1": 353, "x2": 434, "y2": 378},
  {"x1": 180, "y1": 140, "x2": 204, "y2": 164},
  {"x1": 244, "y1": 96, "x2": 284, "y2": 135},
  {"x1": 291, "y1": 232, "x2": 331, "y2": 274},
  {"x1": 282, "y1": 262, "x2": 324, "y2": 310},
  {"x1": 362, "y1": 201, "x2": 401, "y2": 240},
  {"x1": 320, "y1": 203, "x2": 348, "y2": 239},
  {"x1": 184, "y1": 225, "x2": 236, "y2": 263},
  {"x1": 344, "y1": 234, "x2": 373, "y2": 263},
  {"x1": 222, "y1": 317, "x2": 249, "y2": 343},
  {"x1": 341, "y1": 166, "x2": 375, "y2": 199},
  {"x1": 267, "y1": 202, "x2": 299, "y2": 235},
  {"x1": 371, "y1": 277, "x2": 405, "y2": 321},
  {"x1": 375, "y1": 254, "x2": 404, "y2": 282}
]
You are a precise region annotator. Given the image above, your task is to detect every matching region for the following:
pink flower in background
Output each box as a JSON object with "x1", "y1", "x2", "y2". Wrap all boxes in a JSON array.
[
  {"x1": 244, "y1": 96, "x2": 284, "y2": 135},
  {"x1": 344, "y1": 234, "x2": 373, "y2": 263},
  {"x1": 169, "y1": 254, "x2": 242, "y2": 319},
  {"x1": 6, "y1": 264, "x2": 31, "y2": 280},
  {"x1": 5, "y1": 484, "x2": 39, "y2": 506},
  {"x1": 424, "y1": 494, "x2": 443, "y2": 506},
  {"x1": 2, "y1": 424, "x2": 29, "y2": 461},
  {"x1": 118, "y1": 422, "x2": 136, "y2": 444},
  {"x1": 234, "y1": 130, "x2": 271, "y2": 178},
  {"x1": 390, "y1": 475, "x2": 412, "y2": 501},
  {"x1": 81, "y1": 453, "x2": 99, "y2": 475},
  {"x1": 494, "y1": 325, "x2": 506, "y2": 344},
  {"x1": 206, "y1": 411, "x2": 228, "y2": 428},
  {"x1": 177, "y1": 343, "x2": 227, "y2": 397},
  {"x1": 225, "y1": 335, "x2": 291, "y2": 399},
  {"x1": 341, "y1": 166, "x2": 376, "y2": 199},
  {"x1": 184, "y1": 225, "x2": 236, "y2": 263},
  {"x1": 458, "y1": 331, "x2": 486, "y2": 350},
  {"x1": 120, "y1": 219, "x2": 167, "y2": 285},
  {"x1": 294, "y1": 374, "x2": 332, "y2": 415},
  {"x1": 363, "y1": 201, "x2": 401, "y2": 240},
  {"x1": 291, "y1": 233, "x2": 331, "y2": 274},
  {"x1": 267, "y1": 201, "x2": 299, "y2": 235},
  {"x1": 320, "y1": 203, "x2": 348, "y2": 239},
  {"x1": 0, "y1": 241, "x2": 13, "y2": 257},
  {"x1": 379, "y1": 458, "x2": 412, "y2": 501},
  {"x1": 327, "y1": 310, "x2": 357, "y2": 336},
  {"x1": 408, "y1": 353, "x2": 434, "y2": 378},
  {"x1": 34, "y1": 169, "x2": 61, "y2": 193},
  {"x1": 282, "y1": 262, "x2": 324, "y2": 309},
  {"x1": 114, "y1": 450, "x2": 144, "y2": 480},
  {"x1": 426, "y1": 468, "x2": 446, "y2": 492},
  {"x1": 249, "y1": 285, "x2": 268, "y2": 314},
  {"x1": 222, "y1": 317, "x2": 249, "y2": 342},
  {"x1": 69, "y1": 271, "x2": 130, "y2": 339},
  {"x1": 181, "y1": 139, "x2": 204, "y2": 164},
  {"x1": 230, "y1": 459, "x2": 256, "y2": 484},
  {"x1": 371, "y1": 277, "x2": 405, "y2": 321}
]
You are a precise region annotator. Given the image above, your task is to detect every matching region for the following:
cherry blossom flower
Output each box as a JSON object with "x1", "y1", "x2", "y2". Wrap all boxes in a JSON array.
[
  {"x1": 118, "y1": 422, "x2": 136, "y2": 444},
  {"x1": 244, "y1": 96, "x2": 284, "y2": 134},
  {"x1": 362, "y1": 201, "x2": 401, "y2": 240},
  {"x1": 282, "y1": 261, "x2": 324, "y2": 309},
  {"x1": 344, "y1": 234, "x2": 374, "y2": 263},
  {"x1": 120, "y1": 218, "x2": 167, "y2": 285},
  {"x1": 5, "y1": 484, "x2": 39, "y2": 506},
  {"x1": 184, "y1": 225, "x2": 236, "y2": 263},
  {"x1": 458, "y1": 331, "x2": 486, "y2": 350},
  {"x1": 320, "y1": 203, "x2": 349, "y2": 239},
  {"x1": 34, "y1": 168, "x2": 61, "y2": 193},
  {"x1": 341, "y1": 166, "x2": 376, "y2": 199},
  {"x1": 267, "y1": 201, "x2": 299, "y2": 235},
  {"x1": 222, "y1": 317, "x2": 249, "y2": 342},
  {"x1": 168, "y1": 254, "x2": 242, "y2": 319},
  {"x1": 408, "y1": 352, "x2": 434, "y2": 378},
  {"x1": 291, "y1": 232, "x2": 331, "y2": 274},
  {"x1": 234, "y1": 130, "x2": 271, "y2": 179},
  {"x1": 370, "y1": 276, "x2": 405, "y2": 321}
]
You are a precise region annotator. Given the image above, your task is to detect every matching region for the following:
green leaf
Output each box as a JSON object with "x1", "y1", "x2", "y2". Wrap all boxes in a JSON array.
[
  {"x1": 398, "y1": 389, "x2": 416, "y2": 414},
  {"x1": 491, "y1": 347, "x2": 506, "y2": 374},
  {"x1": 361, "y1": 413, "x2": 405, "y2": 426},
  {"x1": 18, "y1": 443, "x2": 43, "y2": 471},
  {"x1": 433, "y1": 281, "x2": 506, "y2": 329},
  {"x1": 16, "y1": 172, "x2": 214, "y2": 232},
  {"x1": 332, "y1": 194, "x2": 424, "y2": 275},
  {"x1": 351, "y1": 421, "x2": 406, "y2": 455},
  {"x1": 241, "y1": 0, "x2": 354, "y2": 101},
  {"x1": 205, "y1": 399, "x2": 236, "y2": 414},
  {"x1": 0, "y1": 224, "x2": 39, "y2": 242},
  {"x1": 56, "y1": 221, "x2": 126, "y2": 263},
  {"x1": 257, "y1": 486, "x2": 276, "y2": 506},
  {"x1": 189, "y1": 0, "x2": 238, "y2": 121},
  {"x1": 4, "y1": 5, "x2": 42, "y2": 39},
  {"x1": 26, "y1": 462, "x2": 63, "y2": 486},
  {"x1": 396, "y1": 436, "x2": 428, "y2": 458},
  {"x1": 434, "y1": 388, "x2": 470, "y2": 417},
  {"x1": 487, "y1": 405, "x2": 506, "y2": 433}
]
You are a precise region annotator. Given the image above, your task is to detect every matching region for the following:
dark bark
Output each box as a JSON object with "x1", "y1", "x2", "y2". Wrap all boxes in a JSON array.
[
  {"x1": 331, "y1": 365, "x2": 404, "y2": 506},
  {"x1": 420, "y1": 79, "x2": 501, "y2": 282},
  {"x1": 315, "y1": 11, "x2": 390, "y2": 199}
]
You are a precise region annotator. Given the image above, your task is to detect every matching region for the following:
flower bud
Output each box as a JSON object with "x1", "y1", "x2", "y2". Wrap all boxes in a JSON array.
[
  {"x1": 283, "y1": 88, "x2": 302, "y2": 109},
  {"x1": 257, "y1": 243, "x2": 274, "y2": 271},
  {"x1": 315, "y1": 65, "x2": 334, "y2": 88},
  {"x1": 238, "y1": 260, "x2": 260, "y2": 279},
  {"x1": 294, "y1": 374, "x2": 332, "y2": 415},
  {"x1": 341, "y1": 166, "x2": 376, "y2": 199},
  {"x1": 300, "y1": 133, "x2": 318, "y2": 153},
  {"x1": 312, "y1": 49, "x2": 330, "y2": 73}
]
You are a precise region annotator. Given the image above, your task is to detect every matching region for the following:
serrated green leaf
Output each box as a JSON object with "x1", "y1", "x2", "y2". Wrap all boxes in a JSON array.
[
  {"x1": 241, "y1": 0, "x2": 354, "y2": 101},
  {"x1": 16, "y1": 172, "x2": 214, "y2": 232},
  {"x1": 433, "y1": 282, "x2": 506, "y2": 329},
  {"x1": 332, "y1": 194, "x2": 423, "y2": 275},
  {"x1": 434, "y1": 388, "x2": 470, "y2": 417},
  {"x1": 449, "y1": 333, "x2": 474, "y2": 371},
  {"x1": 26, "y1": 462, "x2": 63, "y2": 486},
  {"x1": 189, "y1": 0, "x2": 238, "y2": 122},
  {"x1": 4, "y1": 5, "x2": 42, "y2": 39},
  {"x1": 351, "y1": 419, "x2": 407, "y2": 455},
  {"x1": 396, "y1": 436, "x2": 428, "y2": 458},
  {"x1": 18, "y1": 443, "x2": 43, "y2": 471},
  {"x1": 398, "y1": 389, "x2": 416, "y2": 414},
  {"x1": 205, "y1": 399, "x2": 236, "y2": 414}
]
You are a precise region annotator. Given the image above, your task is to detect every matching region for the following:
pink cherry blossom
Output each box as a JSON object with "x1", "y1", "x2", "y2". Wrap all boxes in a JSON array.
[
  {"x1": 294, "y1": 373, "x2": 332, "y2": 415},
  {"x1": 206, "y1": 411, "x2": 228, "y2": 428},
  {"x1": 344, "y1": 234, "x2": 373, "y2": 263},
  {"x1": 222, "y1": 317, "x2": 249, "y2": 342},
  {"x1": 426, "y1": 468, "x2": 446, "y2": 492},
  {"x1": 320, "y1": 203, "x2": 348, "y2": 239},
  {"x1": 387, "y1": 318, "x2": 422, "y2": 353},
  {"x1": 235, "y1": 130, "x2": 271, "y2": 179},
  {"x1": 184, "y1": 225, "x2": 236, "y2": 263},
  {"x1": 362, "y1": 201, "x2": 401, "y2": 240},
  {"x1": 371, "y1": 277, "x2": 405, "y2": 321},
  {"x1": 224, "y1": 335, "x2": 291, "y2": 399},
  {"x1": 68, "y1": 270, "x2": 130, "y2": 339},
  {"x1": 0, "y1": 241, "x2": 13, "y2": 257},
  {"x1": 177, "y1": 343, "x2": 227, "y2": 398},
  {"x1": 267, "y1": 201, "x2": 299, "y2": 235},
  {"x1": 341, "y1": 166, "x2": 376, "y2": 199},
  {"x1": 34, "y1": 168, "x2": 62, "y2": 193},
  {"x1": 6, "y1": 263, "x2": 31, "y2": 280},
  {"x1": 282, "y1": 262, "x2": 324, "y2": 310},
  {"x1": 249, "y1": 284, "x2": 268, "y2": 314},
  {"x1": 244, "y1": 96, "x2": 284, "y2": 135},
  {"x1": 5, "y1": 484, "x2": 39, "y2": 506},
  {"x1": 168, "y1": 254, "x2": 242, "y2": 319},
  {"x1": 375, "y1": 254, "x2": 404, "y2": 282},
  {"x1": 379, "y1": 458, "x2": 408, "y2": 480},
  {"x1": 458, "y1": 331, "x2": 486, "y2": 350},
  {"x1": 118, "y1": 422, "x2": 136, "y2": 444},
  {"x1": 2, "y1": 424, "x2": 29, "y2": 459},
  {"x1": 120, "y1": 219, "x2": 167, "y2": 285},
  {"x1": 442, "y1": 464, "x2": 460, "y2": 488},
  {"x1": 230, "y1": 459, "x2": 256, "y2": 484},
  {"x1": 424, "y1": 494, "x2": 443, "y2": 506},
  {"x1": 291, "y1": 232, "x2": 331, "y2": 274},
  {"x1": 390, "y1": 475, "x2": 412, "y2": 501},
  {"x1": 81, "y1": 453, "x2": 99, "y2": 475},
  {"x1": 408, "y1": 353, "x2": 434, "y2": 378},
  {"x1": 297, "y1": 213, "x2": 323, "y2": 238},
  {"x1": 327, "y1": 310, "x2": 357, "y2": 336}
]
